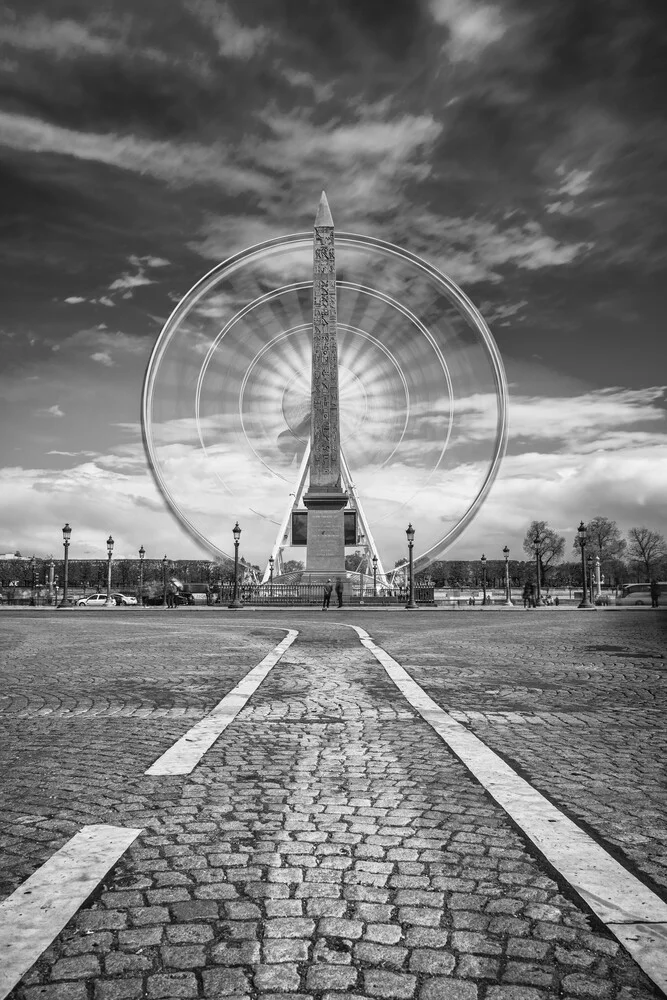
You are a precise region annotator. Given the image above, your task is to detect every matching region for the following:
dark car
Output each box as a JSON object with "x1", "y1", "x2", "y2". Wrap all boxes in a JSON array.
[{"x1": 182, "y1": 583, "x2": 213, "y2": 605}]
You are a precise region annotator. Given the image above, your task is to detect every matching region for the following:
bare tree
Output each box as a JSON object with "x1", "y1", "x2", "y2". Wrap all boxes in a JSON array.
[
  {"x1": 626, "y1": 527, "x2": 667, "y2": 579},
  {"x1": 522, "y1": 520, "x2": 565, "y2": 585},
  {"x1": 574, "y1": 515, "x2": 626, "y2": 562}
]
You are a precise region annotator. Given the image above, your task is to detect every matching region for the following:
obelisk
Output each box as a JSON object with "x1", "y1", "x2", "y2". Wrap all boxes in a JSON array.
[{"x1": 303, "y1": 192, "x2": 348, "y2": 580}]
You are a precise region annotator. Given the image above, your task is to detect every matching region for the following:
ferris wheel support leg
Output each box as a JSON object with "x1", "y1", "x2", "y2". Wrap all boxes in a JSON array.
[{"x1": 262, "y1": 445, "x2": 311, "y2": 583}]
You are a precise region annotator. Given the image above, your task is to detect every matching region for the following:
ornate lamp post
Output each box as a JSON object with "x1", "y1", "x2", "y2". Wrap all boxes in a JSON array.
[
  {"x1": 104, "y1": 535, "x2": 115, "y2": 607},
  {"x1": 480, "y1": 554, "x2": 487, "y2": 606},
  {"x1": 162, "y1": 555, "x2": 168, "y2": 608},
  {"x1": 373, "y1": 555, "x2": 378, "y2": 597},
  {"x1": 503, "y1": 545, "x2": 513, "y2": 606},
  {"x1": 533, "y1": 532, "x2": 543, "y2": 606},
  {"x1": 30, "y1": 556, "x2": 37, "y2": 606},
  {"x1": 58, "y1": 523, "x2": 72, "y2": 609},
  {"x1": 228, "y1": 522, "x2": 243, "y2": 609},
  {"x1": 577, "y1": 521, "x2": 592, "y2": 608},
  {"x1": 138, "y1": 545, "x2": 145, "y2": 607},
  {"x1": 405, "y1": 523, "x2": 418, "y2": 610},
  {"x1": 269, "y1": 555, "x2": 274, "y2": 596}
]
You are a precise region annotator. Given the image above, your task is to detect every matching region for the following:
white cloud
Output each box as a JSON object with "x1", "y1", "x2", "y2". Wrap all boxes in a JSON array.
[
  {"x1": 2, "y1": 17, "x2": 117, "y2": 58},
  {"x1": 187, "y1": 1, "x2": 269, "y2": 59},
  {"x1": 64, "y1": 296, "x2": 86, "y2": 304},
  {"x1": 38, "y1": 404, "x2": 64, "y2": 418},
  {"x1": 90, "y1": 351, "x2": 114, "y2": 366},
  {"x1": 0, "y1": 111, "x2": 272, "y2": 194},
  {"x1": 429, "y1": 0, "x2": 507, "y2": 62},
  {"x1": 108, "y1": 273, "x2": 154, "y2": 293}
]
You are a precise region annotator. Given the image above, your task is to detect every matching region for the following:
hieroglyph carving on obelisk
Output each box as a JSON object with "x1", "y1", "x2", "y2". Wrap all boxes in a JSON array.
[{"x1": 309, "y1": 190, "x2": 344, "y2": 493}]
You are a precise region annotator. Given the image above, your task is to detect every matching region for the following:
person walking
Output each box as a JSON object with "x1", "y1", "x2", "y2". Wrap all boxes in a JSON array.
[
  {"x1": 322, "y1": 579, "x2": 333, "y2": 610},
  {"x1": 650, "y1": 579, "x2": 660, "y2": 608},
  {"x1": 335, "y1": 577, "x2": 344, "y2": 608}
]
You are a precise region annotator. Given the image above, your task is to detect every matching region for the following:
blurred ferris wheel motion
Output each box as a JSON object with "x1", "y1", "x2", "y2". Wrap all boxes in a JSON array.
[{"x1": 142, "y1": 230, "x2": 509, "y2": 577}]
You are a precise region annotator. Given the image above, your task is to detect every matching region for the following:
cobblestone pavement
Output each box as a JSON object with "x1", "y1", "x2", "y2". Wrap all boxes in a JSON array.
[
  {"x1": 0, "y1": 609, "x2": 664, "y2": 1000},
  {"x1": 368, "y1": 613, "x2": 667, "y2": 896}
]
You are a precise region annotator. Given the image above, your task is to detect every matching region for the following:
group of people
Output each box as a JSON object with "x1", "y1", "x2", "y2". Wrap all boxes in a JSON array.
[
  {"x1": 322, "y1": 577, "x2": 344, "y2": 610},
  {"x1": 521, "y1": 582, "x2": 559, "y2": 608}
]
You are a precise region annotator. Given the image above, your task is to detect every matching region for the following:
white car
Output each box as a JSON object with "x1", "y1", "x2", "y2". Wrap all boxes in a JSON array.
[
  {"x1": 77, "y1": 593, "x2": 137, "y2": 607},
  {"x1": 616, "y1": 583, "x2": 666, "y2": 606}
]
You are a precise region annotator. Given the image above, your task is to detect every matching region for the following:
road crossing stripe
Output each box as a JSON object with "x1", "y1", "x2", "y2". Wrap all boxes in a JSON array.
[
  {"x1": 349, "y1": 623, "x2": 667, "y2": 996},
  {"x1": 144, "y1": 628, "x2": 299, "y2": 775},
  {"x1": 0, "y1": 824, "x2": 141, "y2": 1000}
]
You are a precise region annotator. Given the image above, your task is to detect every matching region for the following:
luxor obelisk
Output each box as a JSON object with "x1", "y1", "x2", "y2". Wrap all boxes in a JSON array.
[{"x1": 302, "y1": 191, "x2": 349, "y2": 582}]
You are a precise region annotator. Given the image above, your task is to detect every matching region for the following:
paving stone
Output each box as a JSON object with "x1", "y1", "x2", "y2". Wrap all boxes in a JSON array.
[
  {"x1": 94, "y1": 979, "x2": 144, "y2": 1000},
  {"x1": 307, "y1": 966, "x2": 359, "y2": 990},
  {"x1": 319, "y1": 917, "x2": 364, "y2": 939},
  {"x1": 456, "y1": 955, "x2": 501, "y2": 979},
  {"x1": 265, "y1": 917, "x2": 316, "y2": 937},
  {"x1": 263, "y1": 938, "x2": 310, "y2": 962},
  {"x1": 502, "y1": 962, "x2": 555, "y2": 987},
  {"x1": 146, "y1": 971, "x2": 199, "y2": 998},
  {"x1": 201, "y1": 967, "x2": 251, "y2": 996},
  {"x1": 50, "y1": 954, "x2": 101, "y2": 979},
  {"x1": 104, "y1": 952, "x2": 153, "y2": 974},
  {"x1": 363, "y1": 970, "x2": 417, "y2": 999},
  {"x1": 365, "y1": 923, "x2": 404, "y2": 944},
  {"x1": 420, "y1": 979, "x2": 478, "y2": 1000},
  {"x1": 354, "y1": 941, "x2": 408, "y2": 968},
  {"x1": 254, "y1": 964, "x2": 302, "y2": 990},
  {"x1": 24, "y1": 986, "x2": 88, "y2": 1000},
  {"x1": 562, "y1": 975, "x2": 614, "y2": 997},
  {"x1": 409, "y1": 949, "x2": 456, "y2": 975}
]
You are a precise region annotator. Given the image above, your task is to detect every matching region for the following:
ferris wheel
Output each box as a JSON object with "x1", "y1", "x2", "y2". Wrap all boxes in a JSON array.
[{"x1": 142, "y1": 231, "x2": 508, "y2": 576}]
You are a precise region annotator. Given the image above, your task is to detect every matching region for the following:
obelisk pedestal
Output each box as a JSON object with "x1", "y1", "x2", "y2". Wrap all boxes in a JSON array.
[{"x1": 302, "y1": 192, "x2": 348, "y2": 584}]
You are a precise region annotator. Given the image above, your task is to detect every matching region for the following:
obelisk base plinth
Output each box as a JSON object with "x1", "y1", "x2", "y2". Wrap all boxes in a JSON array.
[{"x1": 302, "y1": 490, "x2": 348, "y2": 583}]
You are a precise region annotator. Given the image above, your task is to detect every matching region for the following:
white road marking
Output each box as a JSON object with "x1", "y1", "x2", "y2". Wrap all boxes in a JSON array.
[
  {"x1": 145, "y1": 628, "x2": 299, "y2": 775},
  {"x1": 0, "y1": 824, "x2": 141, "y2": 1000},
  {"x1": 347, "y1": 623, "x2": 667, "y2": 995}
]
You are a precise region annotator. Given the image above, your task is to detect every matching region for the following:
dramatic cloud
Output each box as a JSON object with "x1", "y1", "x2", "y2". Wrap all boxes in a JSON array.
[{"x1": 0, "y1": 111, "x2": 272, "y2": 193}]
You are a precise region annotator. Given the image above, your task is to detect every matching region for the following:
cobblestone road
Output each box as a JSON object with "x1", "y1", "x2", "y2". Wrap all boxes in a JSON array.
[{"x1": 0, "y1": 609, "x2": 664, "y2": 1000}]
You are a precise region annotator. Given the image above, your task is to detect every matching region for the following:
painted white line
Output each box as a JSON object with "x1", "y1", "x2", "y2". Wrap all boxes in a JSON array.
[
  {"x1": 145, "y1": 628, "x2": 299, "y2": 775},
  {"x1": 347, "y1": 623, "x2": 667, "y2": 995},
  {"x1": 0, "y1": 824, "x2": 141, "y2": 1000}
]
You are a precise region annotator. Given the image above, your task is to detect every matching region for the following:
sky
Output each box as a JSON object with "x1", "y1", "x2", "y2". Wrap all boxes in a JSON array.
[{"x1": 1, "y1": 0, "x2": 667, "y2": 569}]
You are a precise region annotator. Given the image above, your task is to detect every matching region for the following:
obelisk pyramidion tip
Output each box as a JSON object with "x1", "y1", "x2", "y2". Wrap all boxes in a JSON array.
[{"x1": 315, "y1": 190, "x2": 334, "y2": 228}]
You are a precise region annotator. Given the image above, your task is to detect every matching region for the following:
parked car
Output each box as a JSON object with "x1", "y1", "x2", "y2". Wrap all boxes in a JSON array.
[
  {"x1": 615, "y1": 582, "x2": 666, "y2": 606},
  {"x1": 114, "y1": 593, "x2": 138, "y2": 606},
  {"x1": 77, "y1": 593, "x2": 137, "y2": 607},
  {"x1": 181, "y1": 583, "x2": 212, "y2": 605},
  {"x1": 77, "y1": 593, "x2": 110, "y2": 607}
]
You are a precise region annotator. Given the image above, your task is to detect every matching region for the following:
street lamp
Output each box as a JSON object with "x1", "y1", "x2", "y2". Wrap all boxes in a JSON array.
[
  {"x1": 104, "y1": 535, "x2": 115, "y2": 607},
  {"x1": 269, "y1": 555, "x2": 274, "y2": 596},
  {"x1": 533, "y1": 532, "x2": 543, "y2": 606},
  {"x1": 228, "y1": 522, "x2": 243, "y2": 609},
  {"x1": 30, "y1": 555, "x2": 37, "y2": 606},
  {"x1": 503, "y1": 545, "x2": 513, "y2": 606},
  {"x1": 138, "y1": 545, "x2": 145, "y2": 608},
  {"x1": 405, "y1": 523, "x2": 418, "y2": 610},
  {"x1": 373, "y1": 555, "x2": 378, "y2": 597},
  {"x1": 58, "y1": 523, "x2": 72, "y2": 609},
  {"x1": 162, "y1": 555, "x2": 168, "y2": 607},
  {"x1": 577, "y1": 521, "x2": 592, "y2": 609},
  {"x1": 480, "y1": 554, "x2": 487, "y2": 606}
]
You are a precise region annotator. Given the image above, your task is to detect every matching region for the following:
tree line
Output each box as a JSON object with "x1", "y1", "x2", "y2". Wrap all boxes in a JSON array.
[{"x1": 415, "y1": 517, "x2": 667, "y2": 589}]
